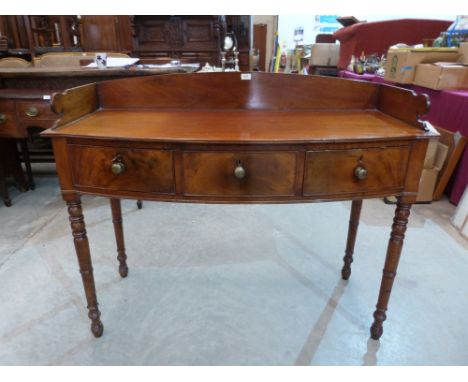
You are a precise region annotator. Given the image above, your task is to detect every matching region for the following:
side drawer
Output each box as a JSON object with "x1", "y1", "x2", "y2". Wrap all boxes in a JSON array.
[
  {"x1": 69, "y1": 145, "x2": 175, "y2": 194},
  {"x1": 183, "y1": 151, "x2": 297, "y2": 197},
  {"x1": 0, "y1": 101, "x2": 25, "y2": 138},
  {"x1": 303, "y1": 146, "x2": 410, "y2": 196},
  {"x1": 16, "y1": 100, "x2": 57, "y2": 121}
]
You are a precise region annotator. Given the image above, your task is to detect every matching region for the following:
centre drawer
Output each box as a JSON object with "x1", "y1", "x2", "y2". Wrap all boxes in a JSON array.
[
  {"x1": 183, "y1": 151, "x2": 297, "y2": 197},
  {"x1": 303, "y1": 146, "x2": 410, "y2": 196},
  {"x1": 69, "y1": 145, "x2": 175, "y2": 194}
]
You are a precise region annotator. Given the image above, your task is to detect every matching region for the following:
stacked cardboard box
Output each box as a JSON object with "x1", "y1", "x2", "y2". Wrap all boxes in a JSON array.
[
  {"x1": 309, "y1": 43, "x2": 340, "y2": 67},
  {"x1": 416, "y1": 139, "x2": 449, "y2": 202},
  {"x1": 413, "y1": 62, "x2": 468, "y2": 90},
  {"x1": 384, "y1": 47, "x2": 460, "y2": 84}
]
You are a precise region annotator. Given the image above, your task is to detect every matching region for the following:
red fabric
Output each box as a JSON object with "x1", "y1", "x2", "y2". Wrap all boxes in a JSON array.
[{"x1": 333, "y1": 19, "x2": 452, "y2": 70}]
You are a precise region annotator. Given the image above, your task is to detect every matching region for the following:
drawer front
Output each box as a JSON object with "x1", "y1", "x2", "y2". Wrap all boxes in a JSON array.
[
  {"x1": 16, "y1": 100, "x2": 56, "y2": 121},
  {"x1": 183, "y1": 151, "x2": 297, "y2": 197},
  {"x1": 0, "y1": 101, "x2": 25, "y2": 138},
  {"x1": 303, "y1": 146, "x2": 410, "y2": 196},
  {"x1": 70, "y1": 145, "x2": 175, "y2": 194}
]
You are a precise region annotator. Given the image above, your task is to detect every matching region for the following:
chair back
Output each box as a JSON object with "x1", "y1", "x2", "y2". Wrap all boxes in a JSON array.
[{"x1": 0, "y1": 57, "x2": 32, "y2": 67}]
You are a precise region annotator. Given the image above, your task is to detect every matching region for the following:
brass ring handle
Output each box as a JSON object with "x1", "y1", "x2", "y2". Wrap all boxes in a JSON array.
[
  {"x1": 0, "y1": 113, "x2": 6, "y2": 124},
  {"x1": 111, "y1": 155, "x2": 126, "y2": 175},
  {"x1": 25, "y1": 106, "x2": 40, "y2": 117},
  {"x1": 354, "y1": 166, "x2": 368, "y2": 180},
  {"x1": 234, "y1": 160, "x2": 246, "y2": 180}
]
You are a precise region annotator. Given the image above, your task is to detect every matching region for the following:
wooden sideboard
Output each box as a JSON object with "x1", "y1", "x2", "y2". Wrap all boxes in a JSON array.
[{"x1": 42, "y1": 72, "x2": 436, "y2": 341}]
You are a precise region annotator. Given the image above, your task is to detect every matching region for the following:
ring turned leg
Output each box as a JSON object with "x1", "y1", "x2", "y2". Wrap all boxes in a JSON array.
[
  {"x1": 110, "y1": 198, "x2": 128, "y2": 277},
  {"x1": 341, "y1": 199, "x2": 363, "y2": 280},
  {"x1": 370, "y1": 199, "x2": 411, "y2": 340},
  {"x1": 66, "y1": 195, "x2": 104, "y2": 337}
]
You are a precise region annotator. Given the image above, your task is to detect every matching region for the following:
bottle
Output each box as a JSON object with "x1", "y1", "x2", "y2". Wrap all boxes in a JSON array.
[{"x1": 347, "y1": 55, "x2": 355, "y2": 72}]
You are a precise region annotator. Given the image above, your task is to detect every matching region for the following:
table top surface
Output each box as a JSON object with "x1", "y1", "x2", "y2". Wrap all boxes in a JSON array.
[
  {"x1": 44, "y1": 109, "x2": 437, "y2": 144},
  {"x1": 0, "y1": 65, "x2": 196, "y2": 78}
]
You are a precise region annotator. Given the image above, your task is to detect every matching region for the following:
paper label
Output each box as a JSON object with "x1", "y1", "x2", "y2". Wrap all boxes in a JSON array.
[{"x1": 241, "y1": 73, "x2": 251, "y2": 80}]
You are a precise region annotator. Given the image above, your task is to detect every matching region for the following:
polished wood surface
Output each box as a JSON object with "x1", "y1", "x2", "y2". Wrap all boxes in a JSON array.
[
  {"x1": 42, "y1": 72, "x2": 436, "y2": 341},
  {"x1": 0, "y1": 65, "x2": 194, "y2": 78},
  {"x1": 43, "y1": 110, "x2": 430, "y2": 143}
]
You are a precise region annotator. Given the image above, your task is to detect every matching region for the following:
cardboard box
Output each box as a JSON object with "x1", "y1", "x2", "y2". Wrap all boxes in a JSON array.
[
  {"x1": 458, "y1": 42, "x2": 468, "y2": 65},
  {"x1": 423, "y1": 138, "x2": 439, "y2": 168},
  {"x1": 416, "y1": 142, "x2": 449, "y2": 202},
  {"x1": 309, "y1": 43, "x2": 340, "y2": 66},
  {"x1": 433, "y1": 126, "x2": 468, "y2": 200},
  {"x1": 384, "y1": 48, "x2": 461, "y2": 84},
  {"x1": 413, "y1": 62, "x2": 468, "y2": 90}
]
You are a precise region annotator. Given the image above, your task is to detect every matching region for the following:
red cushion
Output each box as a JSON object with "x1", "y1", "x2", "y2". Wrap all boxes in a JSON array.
[{"x1": 333, "y1": 19, "x2": 452, "y2": 69}]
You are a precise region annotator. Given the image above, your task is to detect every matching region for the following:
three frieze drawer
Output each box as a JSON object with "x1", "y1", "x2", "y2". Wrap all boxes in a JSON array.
[
  {"x1": 183, "y1": 151, "x2": 297, "y2": 197},
  {"x1": 69, "y1": 144, "x2": 410, "y2": 197},
  {"x1": 70, "y1": 145, "x2": 175, "y2": 194},
  {"x1": 303, "y1": 146, "x2": 410, "y2": 195}
]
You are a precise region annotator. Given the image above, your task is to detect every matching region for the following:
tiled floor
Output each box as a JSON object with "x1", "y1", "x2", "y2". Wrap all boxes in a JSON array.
[{"x1": 0, "y1": 169, "x2": 467, "y2": 365}]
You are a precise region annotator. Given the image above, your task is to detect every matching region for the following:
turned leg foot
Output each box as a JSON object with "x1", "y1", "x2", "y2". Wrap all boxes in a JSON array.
[
  {"x1": 111, "y1": 198, "x2": 128, "y2": 278},
  {"x1": 341, "y1": 200, "x2": 362, "y2": 280},
  {"x1": 370, "y1": 310, "x2": 386, "y2": 340},
  {"x1": 370, "y1": 199, "x2": 411, "y2": 340},
  {"x1": 66, "y1": 195, "x2": 104, "y2": 337},
  {"x1": 136, "y1": 200, "x2": 143, "y2": 209},
  {"x1": 89, "y1": 308, "x2": 104, "y2": 337}
]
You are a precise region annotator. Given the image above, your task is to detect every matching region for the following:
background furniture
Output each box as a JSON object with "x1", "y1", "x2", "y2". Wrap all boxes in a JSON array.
[
  {"x1": 0, "y1": 139, "x2": 29, "y2": 206},
  {"x1": 0, "y1": 65, "x2": 198, "y2": 205},
  {"x1": 43, "y1": 72, "x2": 435, "y2": 341},
  {"x1": 0, "y1": 15, "x2": 251, "y2": 70},
  {"x1": 339, "y1": 70, "x2": 468, "y2": 205},
  {"x1": 333, "y1": 19, "x2": 452, "y2": 70},
  {"x1": 0, "y1": 57, "x2": 31, "y2": 67}
]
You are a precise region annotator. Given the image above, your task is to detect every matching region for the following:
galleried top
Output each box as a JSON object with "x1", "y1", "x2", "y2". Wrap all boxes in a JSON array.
[{"x1": 42, "y1": 72, "x2": 437, "y2": 144}]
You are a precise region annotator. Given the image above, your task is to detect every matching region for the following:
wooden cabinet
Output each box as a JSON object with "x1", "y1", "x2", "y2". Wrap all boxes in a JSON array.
[
  {"x1": 81, "y1": 16, "x2": 132, "y2": 54},
  {"x1": 0, "y1": 15, "x2": 251, "y2": 68}
]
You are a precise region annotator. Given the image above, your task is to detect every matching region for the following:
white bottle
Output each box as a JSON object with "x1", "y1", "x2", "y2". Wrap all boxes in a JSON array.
[{"x1": 347, "y1": 55, "x2": 356, "y2": 72}]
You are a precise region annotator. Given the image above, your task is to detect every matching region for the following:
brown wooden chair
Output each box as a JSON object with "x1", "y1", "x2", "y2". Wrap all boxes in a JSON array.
[{"x1": 0, "y1": 57, "x2": 32, "y2": 67}]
